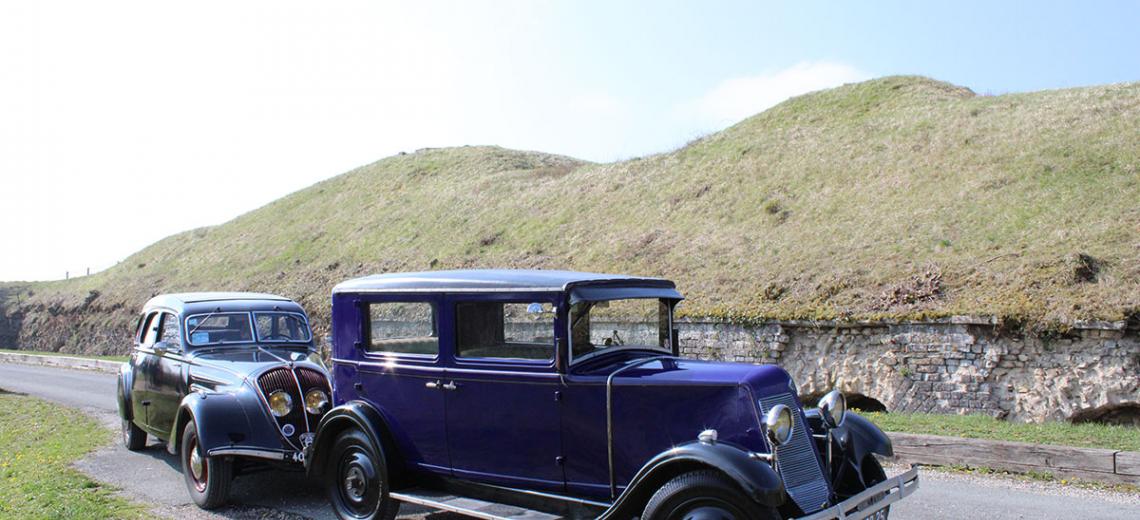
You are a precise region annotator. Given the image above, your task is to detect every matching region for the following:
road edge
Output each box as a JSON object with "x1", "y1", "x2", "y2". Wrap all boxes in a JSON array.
[{"x1": 0, "y1": 351, "x2": 121, "y2": 373}]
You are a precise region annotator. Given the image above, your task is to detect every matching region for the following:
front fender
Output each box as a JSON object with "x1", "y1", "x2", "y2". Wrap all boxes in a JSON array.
[
  {"x1": 600, "y1": 441, "x2": 784, "y2": 519},
  {"x1": 168, "y1": 389, "x2": 278, "y2": 456},
  {"x1": 306, "y1": 400, "x2": 395, "y2": 479},
  {"x1": 842, "y1": 412, "x2": 893, "y2": 460}
]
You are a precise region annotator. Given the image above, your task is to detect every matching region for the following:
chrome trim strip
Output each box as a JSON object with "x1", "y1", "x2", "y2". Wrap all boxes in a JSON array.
[
  {"x1": 606, "y1": 355, "x2": 670, "y2": 499},
  {"x1": 796, "y1": 467, "x2": 920, "y2": 520},
  {"x1": 206, "y1": 447, "x2": 288, "y2": 460}
]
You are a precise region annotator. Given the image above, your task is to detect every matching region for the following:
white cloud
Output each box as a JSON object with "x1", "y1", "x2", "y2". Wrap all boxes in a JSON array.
[{"x1": 688, "y1": 62, "x2": 869, "y2": 128}]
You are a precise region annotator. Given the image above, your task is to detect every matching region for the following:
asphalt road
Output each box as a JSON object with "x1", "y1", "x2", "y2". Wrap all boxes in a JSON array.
[{"x1": 1, "y1": 363, "x2": 1137, "y2": 519}]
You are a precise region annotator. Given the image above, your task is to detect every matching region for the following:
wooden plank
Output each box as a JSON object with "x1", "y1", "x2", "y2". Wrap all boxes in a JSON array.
[
  {"x1": 887, "y1": 433, "x2": 1118, "y2": 474},
  {"x1": 1116, "y1": 451, "x2": 1140, "y2": 477}
]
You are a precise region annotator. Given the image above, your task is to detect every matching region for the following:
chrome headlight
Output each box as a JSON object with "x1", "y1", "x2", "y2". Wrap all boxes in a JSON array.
[
  {"x1": 764, "y1": 404, "x2": 794, "y2": 446},
  {"x1": 818, "y1": 390, "x2": 847, "y2": 428},
  {"x1": 304, "y1": 389, "x2": 330, "y2": 415},
  {"x1": 267, "y1": 390, "x2": 293, "y2": 417}
]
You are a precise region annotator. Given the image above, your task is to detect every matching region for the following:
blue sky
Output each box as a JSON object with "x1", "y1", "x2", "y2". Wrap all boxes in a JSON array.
[{"x1": 1, "y1": 1, "x2": 1137, "y2": 281}]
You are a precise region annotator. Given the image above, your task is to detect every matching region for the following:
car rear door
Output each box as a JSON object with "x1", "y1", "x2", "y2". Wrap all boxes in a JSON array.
[
  {"x1": 442, "y1": 294, "x2": 565, "y2": 491},
  {"x1": 131, "y1": 311, "x2": 160, "y2": 428},
  {"x1": 148, "y1": 311, "x2": 186, "y2": 436}
]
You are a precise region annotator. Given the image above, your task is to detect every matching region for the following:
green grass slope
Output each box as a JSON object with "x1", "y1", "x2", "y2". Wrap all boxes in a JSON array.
[{"x1": 5, "y1": 76, "x2": 1139, "y2": 354}]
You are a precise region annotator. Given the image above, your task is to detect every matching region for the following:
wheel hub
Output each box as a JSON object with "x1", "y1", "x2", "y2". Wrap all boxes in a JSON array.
[
  {"x1": 189, "y1": 441, "x2": 204, "y2": 481},
  {"x1": 344, "y1": 466, "x2": 367, "y2": 502}
]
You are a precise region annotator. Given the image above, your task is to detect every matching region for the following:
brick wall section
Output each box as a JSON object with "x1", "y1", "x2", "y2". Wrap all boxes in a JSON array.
[{"x1": 677, "y1": 318, "x2": 1139, "y2": 423}]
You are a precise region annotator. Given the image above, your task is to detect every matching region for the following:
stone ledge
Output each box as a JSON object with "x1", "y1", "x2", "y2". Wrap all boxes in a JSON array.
[
  {"x1": 0, "y1": 352, "x2": 121, "y2": 374},
  {"x1": 887, "y1": 432, "x2": 1139, "y2": 485}
]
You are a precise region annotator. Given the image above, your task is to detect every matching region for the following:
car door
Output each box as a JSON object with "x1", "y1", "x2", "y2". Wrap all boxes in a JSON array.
[
  {"x1": 443, "y1": 294, "x2": 565, "y2": 491},
  {"x1": 131, "y1": 311, "x2": 160, "y2": 428},
  {"x1": 353, "y1": 297, "x2": 452, "y2": 473},
  {"x1": 148, "y1": 311, "x2": 186, "y2": 437}
]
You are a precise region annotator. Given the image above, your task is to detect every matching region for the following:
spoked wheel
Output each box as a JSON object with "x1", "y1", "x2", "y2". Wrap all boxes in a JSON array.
[
  {"x1": 326, "y1": 429, "x2": 400, "y2": 520},
  {"x1": 181, "y1": 419, "x2": 233, "y2": 509},
  {"x1": 121, "y1": 418, "x2": 146, "y2": 451},
  {"x1": 643, "y1": 470, "x2": 779, "y2": 520}
]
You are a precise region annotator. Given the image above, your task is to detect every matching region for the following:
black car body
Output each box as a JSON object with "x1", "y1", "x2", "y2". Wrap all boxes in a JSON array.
[{"x1": 116, "y1": 292, "x2": 331, "y2": 508}]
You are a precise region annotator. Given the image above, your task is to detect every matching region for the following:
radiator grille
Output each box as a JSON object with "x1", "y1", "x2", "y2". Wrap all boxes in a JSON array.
[
  {"x1": 296, "y1": 367, "x2": 332, "y2": 423},
  {"x1": 257, "y1": 367, "x2": 305, "y2": 444},
  {"x1": 759, "y1": 393, "x2": 831, "y2": 514}
]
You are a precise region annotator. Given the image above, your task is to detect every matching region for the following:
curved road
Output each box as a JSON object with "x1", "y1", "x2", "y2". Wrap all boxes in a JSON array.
[{"x1": 0, "y1": 363, "x2": 1136, "y2": 519}]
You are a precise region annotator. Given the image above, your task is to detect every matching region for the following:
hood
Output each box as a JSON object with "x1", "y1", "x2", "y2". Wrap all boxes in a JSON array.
[
  {"x1": 609, "y1": 356, "x2": 796, "y2": 397},
  {"x1": 188, "y1": 345, "x2": 321, "y2": 380}
]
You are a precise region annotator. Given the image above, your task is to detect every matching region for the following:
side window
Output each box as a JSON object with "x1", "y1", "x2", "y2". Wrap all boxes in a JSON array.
[
  {"x1": 140, "y1": 312, "x2": 161, "y2": 347},
  {"x1": 456, "y1": 301, "x2": 555, "y2": 361},
  {"x1": 368, "y1": 302, "x2": 438, "y2": 356},
  {"x1": 160, "y1": 312, "x2": 181, "y2": 349}
]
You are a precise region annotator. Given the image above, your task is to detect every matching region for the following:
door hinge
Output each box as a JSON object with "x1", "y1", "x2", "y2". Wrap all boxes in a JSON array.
[
  {"x1": 553, "y1": 391, "x2": 562, "y2": 402},
  {"x1": 555, "y1": 456, "x2": 565, "y2": 465}
]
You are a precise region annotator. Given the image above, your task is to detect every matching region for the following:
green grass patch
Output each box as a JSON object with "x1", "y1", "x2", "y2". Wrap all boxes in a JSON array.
[
  {"x1": 0, "y1": 349, "x2": 128, "y2": 364},
  {"x1": 864, "y1": 411, "x2": 1140, "y2": 452},
  {"x1": 0, "y1": 392, "x2": 143, "y2": 519}
]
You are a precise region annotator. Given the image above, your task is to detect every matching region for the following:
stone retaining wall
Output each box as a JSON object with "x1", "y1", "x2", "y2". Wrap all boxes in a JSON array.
[{"x1": 677, "y1": 318, "x2": 1139, "y2": 423}]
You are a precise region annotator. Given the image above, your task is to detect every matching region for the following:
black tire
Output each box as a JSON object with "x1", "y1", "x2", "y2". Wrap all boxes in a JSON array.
[
  {"x1": 325, "y1": 428, "x2": 400, "y2": 520},
  {"x1": 643, "y1": 470, "x2": 780, "y2": 520},
  {"x1": 122, "y1": 418, "x2": 147, "y2": 451},
  {"x1": 181, "y1": 419, "x2": 233, "y2": 509}
]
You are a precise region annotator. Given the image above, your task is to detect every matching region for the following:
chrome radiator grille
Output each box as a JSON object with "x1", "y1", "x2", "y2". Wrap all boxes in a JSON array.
[{"x1": 759, "y1": 393, "x2": 831, "y2": 514}]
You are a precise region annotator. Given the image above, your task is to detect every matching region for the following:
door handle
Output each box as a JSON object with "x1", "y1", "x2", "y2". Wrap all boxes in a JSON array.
[
  {"x1": 425, "y1": 380, "x2": 440, "y2": 389},
  {"x1": 442, "y1": 381, "x2": 459, "y2": 391}
]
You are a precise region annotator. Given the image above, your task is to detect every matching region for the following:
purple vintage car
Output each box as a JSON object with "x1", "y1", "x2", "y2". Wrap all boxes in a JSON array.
[{"x1": 305, "y1": 270, "x2": 918, "y2": 520}]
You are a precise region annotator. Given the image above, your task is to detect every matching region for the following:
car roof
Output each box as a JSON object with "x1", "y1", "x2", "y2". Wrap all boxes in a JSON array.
[
  {"x1": 332, "y1": 269, "x2": 676, "y2": 294},
  {"x1": 142, "y1": 292, "x2": 305, "y2": 315}
]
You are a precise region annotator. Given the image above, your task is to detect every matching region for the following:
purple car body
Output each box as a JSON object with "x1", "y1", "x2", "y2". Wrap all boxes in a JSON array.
[{"x1": 307, "y1": 270, "x2": 917, "y2": 520}]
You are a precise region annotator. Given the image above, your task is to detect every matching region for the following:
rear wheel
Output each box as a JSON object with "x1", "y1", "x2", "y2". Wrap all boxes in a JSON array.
[
  {"x1": 121, "y1": 418, "x2": 146, "y2": 451},
  {"x1": 181, "y1": 419, "x2": 233, "y2": 509},
  {"x1": 642, "y1": 470, "x2": 779, "y2": 520},
  {"x1": 325, "y1": 428, "x2": 400, "y2": 520}
]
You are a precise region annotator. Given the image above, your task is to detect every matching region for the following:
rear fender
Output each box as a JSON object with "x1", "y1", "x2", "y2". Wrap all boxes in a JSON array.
[
  {"x1": 306, "y1": 400, "x2": 403, "y2": 483},
  {"x1": 117, "y1": 363, "x2": 133, "y2": 421}
]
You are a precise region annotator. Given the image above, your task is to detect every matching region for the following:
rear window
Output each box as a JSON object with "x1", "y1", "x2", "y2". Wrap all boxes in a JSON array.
[
  {"x1": 185, "y1": 313, "x2": 254, "y2": 345},
  {"x1": 368, "y1": 302, "x2": 438, "y2": 356}
]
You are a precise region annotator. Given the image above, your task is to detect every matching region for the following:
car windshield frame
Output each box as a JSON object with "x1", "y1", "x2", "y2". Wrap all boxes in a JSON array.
[
  {"x1": 567, "y1": 297, "x2": 674, "y2": 365},
  {"x1": 253, "y1": 311, "x2": 313, "y2": 344}
]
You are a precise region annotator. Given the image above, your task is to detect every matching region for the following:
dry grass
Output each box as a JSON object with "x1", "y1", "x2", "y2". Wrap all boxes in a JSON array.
[{"x1": 5, "y1": 76, "x2": 1139, "y2": 353}]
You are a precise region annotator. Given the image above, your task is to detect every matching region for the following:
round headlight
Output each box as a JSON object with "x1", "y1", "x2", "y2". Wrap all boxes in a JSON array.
[
  {"x1": 764, "y1": 404, "x2": 794, "y2": 446},
  {"x1": 818, "y1": 390, "x2": 847, "y2": 428},
  {"x1": 267, "y1": 390, "x2": 293, "y2": 417},
  {"x1": 304, "y1": 389, "x2": 330, "y2": 415}
]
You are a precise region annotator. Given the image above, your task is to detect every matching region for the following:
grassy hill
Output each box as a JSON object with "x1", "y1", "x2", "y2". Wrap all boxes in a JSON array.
[{"x1": 4, "y1": 76, "x2": 1138, "y2": 354}]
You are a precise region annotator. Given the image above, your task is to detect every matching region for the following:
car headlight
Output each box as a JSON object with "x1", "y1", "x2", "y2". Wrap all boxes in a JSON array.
[
  {"x1": 818, "y1": 390, "x2": 847, "y2": 428},
  {"x1": 764, "y1": 404, "x2": 794, "y2": 446},
  {"x1": 304, "y1": 389, "x2": 330, "y2": 415},
  {"x1": 267, "y1": 390, "x2": 293, "y2": 417}
]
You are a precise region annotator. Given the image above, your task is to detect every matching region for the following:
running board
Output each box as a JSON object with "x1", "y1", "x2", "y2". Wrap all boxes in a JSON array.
[{"x1": 390, "y1": 488, "x2": 566, "y2": 520}]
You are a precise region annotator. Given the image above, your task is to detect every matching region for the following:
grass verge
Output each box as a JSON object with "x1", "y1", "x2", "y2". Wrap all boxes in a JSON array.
[
  {"x1": 0, "y1": 392, "x2": 143, "y2": 519},
  {"x1": 864, "y1": 411, "x2": 1140, "y2": 452},
  {"x1": 0, "y1": 348, "x2": 128, "y2": 364}
]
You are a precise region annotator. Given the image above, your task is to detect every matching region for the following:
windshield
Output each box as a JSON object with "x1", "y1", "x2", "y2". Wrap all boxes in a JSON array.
[
  {"x1": 186, "y1": 313, "x2": 254, "y2": 346},
  {"x1": 254, "y1": 312, "x2": 312, "y2": 343},
  {"x1": 570, "y1": 298, "x2": 672, "y2": 363}
]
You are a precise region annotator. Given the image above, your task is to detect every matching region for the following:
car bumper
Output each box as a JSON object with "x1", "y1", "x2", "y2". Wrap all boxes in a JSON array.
[
  {"x1": 797, "y1": 466, "x2": 919, "y2": 520},
  {"x1": 207, "y1": 446, "x2": 306, "y2": 463}
]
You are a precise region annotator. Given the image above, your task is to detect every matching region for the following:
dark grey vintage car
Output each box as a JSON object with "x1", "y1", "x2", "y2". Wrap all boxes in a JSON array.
[{"x1": 116, "y1": 292, "x2": 331, "y2": 508}]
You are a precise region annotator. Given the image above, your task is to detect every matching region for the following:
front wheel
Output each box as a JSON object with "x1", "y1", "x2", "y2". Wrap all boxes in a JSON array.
[
  {"x1": 642, "y1": 470, "x2": 780, "y2": 520},
  {"x1": 181, "y1": 419, "x2": 233, "y2": 509},
  {"x1": 325, "y1": 429, "x2": 400, "y2": 520}
]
